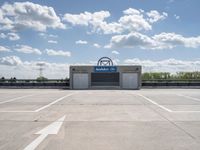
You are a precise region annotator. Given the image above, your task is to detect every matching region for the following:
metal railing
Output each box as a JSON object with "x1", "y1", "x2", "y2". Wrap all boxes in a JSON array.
[
  {"x1": 0, "y1": 79, "x2": 70, "y2": 87},
  {"x1": 142, "y1": 79, "x2": 200, "y2": 86},
  {"x1": 0, "y1": 79, "x2": 200, "y2": 87}
]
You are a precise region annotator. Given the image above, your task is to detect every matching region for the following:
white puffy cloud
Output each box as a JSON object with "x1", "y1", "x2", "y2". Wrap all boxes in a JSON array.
[
  {"x1": 123, "y1": 8, "x2": 142, "y2": 15},
  {"x1": 39, "y1": 33, "x2": 58, "y2": 39},
  {"x1": 119, "y1": 8, "x2": 152, "y2": 32},
  {"x1": 0, "y1": 56, "x2": 70, "y2": 78},
  {"x1": 106, "y1": 32, "x2": 200, "y2": 50},
  {"x1": 153, "y1": 32, "x2": 200, "y2": 48},
  {"x1": 0, "y1": 32, "x2": 20, "y2": 40},
  {"x1": 124, "y1": 58, "x2": 200, "y2": 73},
  {"x1": 0, "y1": 56, "x2": 22, "y2": 66},
  {"x1": 46, "y1": 49, "x2": 71, "y2": 57},
  {"x1": 105, "y1": 32, "x2": 158, "y2": 49},
  {"x1": 63, "y1": 11, "x2": 110, "y2": 26},
  {"x1": 63, "y1": 8, "x2": 168, "y2": 34},
  {"x1": 0, "y1": 9, "x2": 13, "y2": 30},
  {"x1": 93, "y1": 43, "x2": 101, "y2": 48},
  {"x1": 15, "y1": 45, "x2": 42, "y2": 55},
  {"x1": 48, "y1": 40, "x2": 57, "y2": 44},
  {"x1": 75, "y1": 40, "x2": 88, "y2": 44},
  {"x1": 7, "y1": 32, "x2": 20, "y2": 40},
  {"x1": 0, "y1": 2, "x2": 65, "y2": 32},
  {"x1": 91, "y1": 21, "x2": 123, "y2": 34},
  {"x1": 63, "y1": 11, "x2": 122, "y2": 34},
  {"x1": 112, "y1": 50, "x2": 119, "y2": 55},
  {"x1": 0, "y1": 45, "x2": 10, "y2": 52},
  {"x1": 147, "y1": 10, "x2": 168, "y2": 23}
]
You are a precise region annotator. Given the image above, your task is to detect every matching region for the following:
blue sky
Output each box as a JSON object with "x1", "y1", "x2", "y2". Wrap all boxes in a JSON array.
[{"x1": 0, "y1": 0, "x2": 200, "y2": 78}]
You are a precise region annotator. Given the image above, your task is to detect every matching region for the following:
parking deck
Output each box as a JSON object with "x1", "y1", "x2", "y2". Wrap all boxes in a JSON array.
[{"x1": 0, "y1": 89, "x2": 200, "y2": 150}]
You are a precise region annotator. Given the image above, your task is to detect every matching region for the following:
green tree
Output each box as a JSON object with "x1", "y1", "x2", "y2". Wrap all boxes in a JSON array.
[{"x1": 36, "y1": 76, "x2": 48, "y2": 82}]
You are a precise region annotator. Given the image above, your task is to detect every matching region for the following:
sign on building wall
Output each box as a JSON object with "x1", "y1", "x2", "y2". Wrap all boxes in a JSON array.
[{"x1": 94, "y1": 66, "x2": 117, "y2": 72}]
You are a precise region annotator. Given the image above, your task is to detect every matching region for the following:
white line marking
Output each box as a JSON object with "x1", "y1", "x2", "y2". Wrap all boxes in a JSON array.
[
  {"x1": 177, "y1": 94, "x2": 200, "y2": 102},
  {"x1": 0, "y1": 93, "x2": 76, "y2": 113},
  {"x1": 136, "y1": 94, "x2": 172, "y2": 112},
  {"x1": 24, "y1": 115, "x2": 66, "y2": 150},
  {"x1": 0, "y1": 95, "x2": 34, "y2": 104},
  {"x1": 34, "y1": 93, "x2": 75, "y2": 112},
  {"x1": 0, "y1": 110, "x2": 35, "y2": 113},
  {"x1": 171, "y1": 111, "x2": 200, "y2": 113},
  {"x1": 136, "y1": 93, "x2": 200, "y2": 113}
]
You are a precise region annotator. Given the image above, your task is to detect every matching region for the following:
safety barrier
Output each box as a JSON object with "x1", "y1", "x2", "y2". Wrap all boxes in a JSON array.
[
  {"x1": 0, "y1": 79, "x2": 200, "y2": 88},
  {"x1": 142, "y1": 80, "x2": 200, "y2": 86},
  {"x1": 0, "y1": 79, "x2": 69, "y2": 88}
]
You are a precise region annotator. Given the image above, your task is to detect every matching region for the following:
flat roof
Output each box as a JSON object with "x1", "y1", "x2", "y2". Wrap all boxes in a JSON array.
[{"x1": 0, "y1": 89, "x2": 200, "y2": 149}]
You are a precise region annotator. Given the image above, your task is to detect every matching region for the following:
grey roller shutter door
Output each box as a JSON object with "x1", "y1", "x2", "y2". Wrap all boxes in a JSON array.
[
  {"x1": 122, "y1": 73, "x2": 138, "y2": 89},
  {"x1": 73, "y1": 73, "x2": 89, "y2": 89}
]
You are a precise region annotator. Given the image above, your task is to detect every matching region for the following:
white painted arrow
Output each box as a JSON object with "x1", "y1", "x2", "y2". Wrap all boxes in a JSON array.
[{"x1": 24, "y1": 115, "x2": 66, "y2": 150}]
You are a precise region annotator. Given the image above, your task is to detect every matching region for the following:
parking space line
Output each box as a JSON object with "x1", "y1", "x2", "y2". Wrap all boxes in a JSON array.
[
  {"x1": 171, "y1": 111, "x2": 200, "y2": 113},
  {"x1": 136, "y1": 94, "x2": 172, "y2": 112},
  {"x1": 0, "y1": 110, "x2": 35, "y2": 113},
  {"x1": 177, "y1": 94, "x2": 200, "y2": 102},
  {"x1": 0, "y1": 93, "x2": 76, "y2": 113},
  {"x1": 0, "y1": 95, "x2": 34, "y2": 105},
  {"x1": 34, "y1": 93, "x2": 75, "y2": 112},
  {"x1": 136, "y1": 93, "x2": 200, "y2": 113}
]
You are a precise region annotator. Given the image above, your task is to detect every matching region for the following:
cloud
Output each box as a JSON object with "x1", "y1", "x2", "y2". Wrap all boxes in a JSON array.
[
  {"x1": 0, "y1": 56, "x2": 200, "y2": 78},
  {"x1": 46, "y1": 49, "x2": 71, "y2": 57},
  {"x1": 0, "y1": 2, "x2": 65, "y2": 32},
  {"x1": 112, "y1": 50, "x2": 119, "y2": 55},
  {"x1": 49, "y1": 34, "x2": 58, "y2": 38},
  {"x1": 146, "y1": 10, "x2": 168, "y2": 23},
  {"x1": 119, "y1": 8, "x2": 152, "y2": 32},
  {"x1": 0, "y1": 33, "x2": 6, "y2": 39},
  {"x1": 0, "y1": 56, "x2": 70, "y2": 78},
  {"x1": 0, "y1": 45, "x2": 10, "y2": 52},
  {"x1": 0, "y1": 32, "x2": 20, "y2": 40},
  {"x1": 0, "y1": 9, "x2": 13, "y2": 30},
  {"x1": 39, "y1": 33, "x2": 58, "y2": 39},
  {"x1": 7, "y1": 32, "x2": 20, "y2": 40},
  {"x1": 124, "y1": 58, "x2": 200, "y2": 73},
  {"x1": 174, "y1": 14, "x2": 180, "y2": 20},
  {"x1": 63, "y1": 8, "x2": 168, "y2": 34},
  {"x1": 123, "y1": 8, "x2": 142, "y2": 15},
  {"x1": 105, "y1": 32, "x2": 158, "y2": 49},
  {"x1": 0, "y1": 55, "x2": 22, "y2": 66},
  {"x1": 153, "y1": 32, "x2": 200, "y2": 48},
  {"x1": 106, "y1": 32, "x2": 200, "y2": 49},
  {"x1": 63, "y1": 11, "x2": 110, "y2": 26},
  {"x1": 75, "y1": 40, "x2": 88, "y2": 44},
  {"x1": 93, "y1": 43, "x2": 101, "y2": 48},
  {"x1": 48, "y1": 40, "x2": 57, "y2": 44},
  {"x1": 15, "y1": 45, "x2": 42, "y2": 55}
]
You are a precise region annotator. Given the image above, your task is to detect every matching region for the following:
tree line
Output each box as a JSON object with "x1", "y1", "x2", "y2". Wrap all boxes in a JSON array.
[{"x1": 142, "y1": 72, "x2": 200, "y2": 80}]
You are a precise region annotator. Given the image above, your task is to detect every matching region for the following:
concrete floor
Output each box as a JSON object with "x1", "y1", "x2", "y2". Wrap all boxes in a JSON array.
[{"x1": 0, "y1": 89, "x2": 200, "y2": 150}]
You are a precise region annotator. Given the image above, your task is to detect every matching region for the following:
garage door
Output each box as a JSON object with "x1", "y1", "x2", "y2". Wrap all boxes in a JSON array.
[
  {"x1": 91, "y1": 73, "x2": 119, "y2": 86},
  {"x1": 73, "y1": 73, "x2": 89, "y2": 89},
  {"x1": 122, "y1": 73, "x2": 138, "y2": 89}
]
